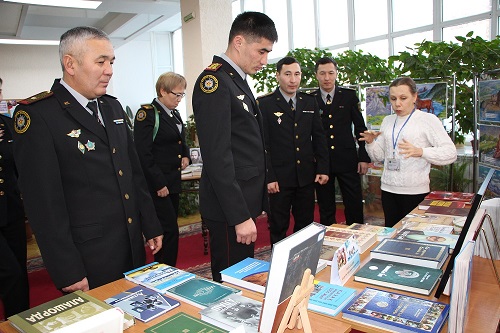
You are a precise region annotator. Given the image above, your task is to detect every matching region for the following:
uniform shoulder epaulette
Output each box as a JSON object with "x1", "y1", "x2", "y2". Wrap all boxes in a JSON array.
[
  {"x1": 140, "y1": 103, "x2": 154, "y2": 110},
  {"x1": 205, "y1": 63, "x2": 222, "y2": 71},
  {"x1": 256, "y1": 91, "x2": 273, "y2": 100},
  {"x1": 339, "y1": 86, "x2": 356, "y2": 91},
  {"x1": 18, "y1": 91, "x2": 53, "y2": 105}
]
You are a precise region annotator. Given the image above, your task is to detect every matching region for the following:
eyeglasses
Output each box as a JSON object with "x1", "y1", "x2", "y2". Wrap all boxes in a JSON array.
[{"x1": 169, "y1": 91, "x2": 186, "y2": 99}]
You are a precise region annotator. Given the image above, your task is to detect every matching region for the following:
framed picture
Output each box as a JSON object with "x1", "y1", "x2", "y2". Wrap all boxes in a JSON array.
[
  {"x1": 189, "y1": 147, "x2": 203, "y2": 165},
  {"x1": 478, "y1": 79, "x2": 500, "y2": 123},
  {"x1": 479, "y1": 124, "x2": 500, "y2": 169}
]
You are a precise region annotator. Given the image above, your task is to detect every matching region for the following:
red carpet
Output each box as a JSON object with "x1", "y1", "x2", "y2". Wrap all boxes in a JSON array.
[{"x1": 1, "y1": 204, "x2": 345, "y2": 320}]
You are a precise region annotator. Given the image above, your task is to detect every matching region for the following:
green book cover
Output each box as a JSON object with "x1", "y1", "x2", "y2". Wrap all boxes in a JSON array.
[
  {"x1": 145, "y1": 312, "x2": 228, "y2": 333},
  {"x1": 165, "y1": 276, "x2": 241, "y2": 309},
  {"x1": 354, "y1": 258, "x2": 443, "y2": 295},
  {"x1": 8, "y1": 290, "x2": 134, "y2": 333}
]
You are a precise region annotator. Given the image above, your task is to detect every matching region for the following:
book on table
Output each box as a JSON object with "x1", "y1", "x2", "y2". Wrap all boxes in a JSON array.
[
  {"x1": 370, "y1": 238, "x2": 449, "y2": 269},
  {"x1": 144, "y1": 312, "x2": 228, "y2": 333},
  {"x1": 220, "y1": 257, "x2": 270, "y2": 294},
  {"x1": 448, "y1": 240, "x2": 476, "y2": 333},
  {"x1": 199, "y1": 294, "x2": 262, "y2": 333},
  {"x1": 164, "y1": 276, "x2": 241, "y2": 309},
  {"x1": 259, "y1": 222, "x2": 325, "y2": 333},
  {"x1": 400, "y1": 221, "x2": 455, "y2": 234},
  {"x1": 307, "y1": 281, "x2": 356, "y2": 317},
  {"x1": 342, "y1": 287, "x2": 449, "y2": 333},
  {"x1": 425, "y1": 191, "x2": 474, "y2": 203},
  {"x1": 392, "y1": 229, "x2": 459, "y2": 254},
  {"x1": 354, "y1": 258, "x2": 443, "y2": 295},
  {"x1": 400, "y1": 214, "x2": 455, "y2": 226},
  {"x1": 424, "y1": 205, "x2": 470, "y2": 218},
  {"x1": 51, "y1": 308, "x2": 124, "y2": 333},
  {"x1": 346, "y1": 223, "x2": 397, "y2": 241},
  {"x1": 323, "y1": 226, "x2": 377, "y2": 253},
  {"x1": 123, "y1": 261, "x2": 195, "y2": 293},
  {"x1": 330, "y1": 235, "x2": 361, "y2": 286},
  {"x1": 104, "y1": 285, "x2": 180, "y2": 322},
  {"x1": 8, "y1": 290, "x2": 134, "y2": 333},
  {"x1": 418, "y1": 199, "x2": 467, "y2": 210}
]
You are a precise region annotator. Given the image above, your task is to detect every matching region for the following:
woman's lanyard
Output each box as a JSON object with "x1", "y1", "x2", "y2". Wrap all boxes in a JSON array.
[{"x1": 392, "y1": 108, "x2": 415, "y2": 158}]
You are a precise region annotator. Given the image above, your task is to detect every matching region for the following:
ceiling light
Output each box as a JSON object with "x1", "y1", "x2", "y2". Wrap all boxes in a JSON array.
[
  {"x1": 4, "y1": 0, "x2": 102, "y2": 9},
  {"x1": 0, "y1": 39, "x2": 59, "y2": 45}
]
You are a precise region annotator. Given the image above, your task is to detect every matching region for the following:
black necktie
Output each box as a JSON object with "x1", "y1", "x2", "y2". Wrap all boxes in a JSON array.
[
  {"x1": 289, "y1": 99, "x2": 295, "y2": 112},
  {"x1": 326, "y1": 94, "x2": 332, "y2": 105},
  {"x1": 87, "y1": 101, "x2": 103, "y2": 126}
]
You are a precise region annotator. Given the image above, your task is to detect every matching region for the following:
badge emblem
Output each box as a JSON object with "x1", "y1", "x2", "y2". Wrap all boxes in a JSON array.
[
  {"x1": 113, "y1": 119, "x2": 124, "y2": 124},
  {"x1": 274, "y1": 112, "x2": 283, "y2": 124},
  {"x1": 67, "y1": 129, "x2": 81, "y2": 138},
  {"x1": 77, "y1": 141, "x2": 85, "y2": 154},
  {"x1": 136, "y1": 110, "x2": 146, "y2": 122},
  {"x1": 85, "y1": 140, "x2": 96, "y2": 151},
  {"x1": 237, "y1": 95, "x2": 245, "y2": 100},
  {"x1": 200, "y1": 75, "x2": 218, "y2": 94},
  {"x1": 14, "y1": 110, "x2": 31, "y2": 134},
  {"x1": 242, "y1": 102, "x2": 249, "y2": 112}
]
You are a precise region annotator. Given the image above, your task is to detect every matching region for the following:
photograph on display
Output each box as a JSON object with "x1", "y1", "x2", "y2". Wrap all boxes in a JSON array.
[
  {"x1": 365, "y1": 82, "x2": 447, "y2": 130},
  {"x1": 478, "y1": 165, "x2": 500, "y2": 199},
  {"x1": 479, "y1": 124, "x2": 500, "y2": 169},
  {"x1": 478, "y1": 79, "x2": 500, "y2": 123}
]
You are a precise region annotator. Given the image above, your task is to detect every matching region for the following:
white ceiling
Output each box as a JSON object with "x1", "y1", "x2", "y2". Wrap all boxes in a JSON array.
[{"x1": 0, "y1": 0, "x2": 182, "y2": 47}]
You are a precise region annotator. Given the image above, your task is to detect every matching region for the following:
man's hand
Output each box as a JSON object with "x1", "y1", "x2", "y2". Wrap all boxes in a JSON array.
[
  {"x1": 358, "y1": 162, "x2": 369, "y2": 175},
  {"x1": 315, "y1": 174, "x2": 329, "y2": 185},
  {"x1": 157, "y1": 186, "x2": 169, "y2": 197},
  {"x1": 146, "y1": 235, "x2": 163, "y2": 255},
  {"x1": 267, "y1": 181, "x2": 280, "y2": 194},
  {"x1": 235, "y1": 218, "x2": 257, "y2": 245},
  {"x1": 398, "y1": 139, "x2": 423, "y2": 158},
  {"x1": 62, "y1": 277, "x2": 89, "y2": 293},
  {"x1": 181, "y1": 157, "x2": 190, "y2": 169}
]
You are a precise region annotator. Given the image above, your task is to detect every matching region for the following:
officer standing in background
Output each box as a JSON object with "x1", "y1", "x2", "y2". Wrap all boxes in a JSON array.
[
  {"x1": 0, "y1": 77, "x2": 30, "y2": 317},
  {"x1": 12, "y1": 26, "x2": 163, "y2": 292},
  {"x1": 192, "y1": 12, "x2": 278, "y2": 282},
  {"x1": 313, "y1": 57, "x2": 370, "y2": 225},
  {"x1": 257, "y1": 56, "x2": 329, "y2": 245}
]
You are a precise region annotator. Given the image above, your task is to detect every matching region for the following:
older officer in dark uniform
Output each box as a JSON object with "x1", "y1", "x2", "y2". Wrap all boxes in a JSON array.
[
  {"x1": 134, "y1": 72, "x2": 190, "y2": 267},
  {"x1": 12, "y1": 27, "x2": 163, "y2": 292},
  {"x1": 0, "y1": 78, "x2": 29, "y2": 317},
  {"x1": 313, "y1": 57, "x2": 370, "y2": 225},
  {"x1": 192, "y1": 12, "x2": 278, "y2": 282},
  {"x1": 258, "y1": 57, "x2": 329, "y2": 245}
]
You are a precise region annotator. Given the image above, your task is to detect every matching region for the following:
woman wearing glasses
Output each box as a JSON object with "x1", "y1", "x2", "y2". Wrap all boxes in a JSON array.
[{"x1": 134, "y1": 72, "x2": 190, "y2": 266}]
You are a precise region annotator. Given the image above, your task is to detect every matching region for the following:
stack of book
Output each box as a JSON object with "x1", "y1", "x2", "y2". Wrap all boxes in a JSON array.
[
  {"x1": 220, "y1": 257, "x2": 269, "y2": 293},
  {"x1": 346, "y1": 223, "x2": 397, "y2": 241},
  {"x1": 392, "y1": 229, "x2": 459, "y2": 254},
  {"x1": 323, "y1": 226, "x2": 377, "y2": 253},
  {"x1": 124, "y1": 262, "x2": 195, "y2": 293}
]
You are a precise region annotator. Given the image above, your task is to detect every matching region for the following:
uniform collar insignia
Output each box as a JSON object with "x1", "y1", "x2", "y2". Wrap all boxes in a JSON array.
[{"x1": 67, "y1": 129, "x2": 81, "y2": 138}]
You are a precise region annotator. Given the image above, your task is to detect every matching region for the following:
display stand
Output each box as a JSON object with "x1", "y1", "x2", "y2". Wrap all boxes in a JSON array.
[
  {"x1": 276, "y1": 269, "x2": 315, "y2": 333},
  {"x1": 475, "y1": 213, "x2": 500, "y2": 283}
]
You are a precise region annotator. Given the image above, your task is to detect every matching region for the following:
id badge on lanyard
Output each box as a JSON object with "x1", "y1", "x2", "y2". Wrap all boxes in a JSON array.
[{"x1": 389, "y1": 109, "x2": 414, "y2": 171}]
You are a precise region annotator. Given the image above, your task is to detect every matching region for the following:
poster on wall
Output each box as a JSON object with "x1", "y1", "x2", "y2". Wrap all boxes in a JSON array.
[
  {"x1": 479, "y1": 124, "x2": 500, "y2": 169},
  {"x1": 478, "y1": 165, "x2": 500, "y2": 199},
  {"x1": 478, "y1": 79, "x2": 500, "y2": 123},
  {"x1": 365, "y1": 82, "x2": 448, "y2": 130}
]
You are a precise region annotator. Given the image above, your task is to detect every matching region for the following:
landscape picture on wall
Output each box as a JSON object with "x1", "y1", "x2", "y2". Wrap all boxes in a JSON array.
[
  {"x1": 478, "y1": 79, "x2": 500, "y2": 123},
  {"x1": 365, "y1": 82, "x2": 447, "y2": 130},
  {"x1": 479, "y1": 124, "x2": 500, "y2": 169},
  {"x1": 478, "y1": 165, "x2": 500, "y2": 199}
]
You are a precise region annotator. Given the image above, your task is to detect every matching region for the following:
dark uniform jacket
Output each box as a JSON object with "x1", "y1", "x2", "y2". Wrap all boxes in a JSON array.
[
  {"x1": 258, "y1": 89, "x2": 329, "y2": 188},
  {"x1": 0, "y1": 114, "x2": 24, "y2": 227},
  {"x1": 312, "y1": 87, "x2": 370, "y2": 173},
  {"x1": 192, "y1": 56, "x2": 268, "y2": 226},
  {"x1": 12, "y1": 79, "x2": 163, "y2": 289},
  {"x1": 133, "y1": 99, "x2": 189, "y2": 194}
]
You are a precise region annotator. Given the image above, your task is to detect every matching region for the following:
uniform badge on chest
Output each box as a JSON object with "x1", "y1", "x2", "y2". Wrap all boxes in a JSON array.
[{"x1": 274, "y1": 112, "x2": 283, "y2": 124}]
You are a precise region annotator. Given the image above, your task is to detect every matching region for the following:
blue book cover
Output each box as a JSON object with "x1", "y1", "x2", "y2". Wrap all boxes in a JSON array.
[
  {"x1": 105, "y1": 286, "x2": 180, "y2": 322},
  {"x1": 371, "y1": 239, "x2": 449, "y2": 268},
  {"x1": 342, "y1": 287, "x2": 449, "y2": 333},
  {"x1": 220, "y1": 257, "x2": 270, "y2": 293},
  {"x1": 123, "y1": 262, "x2": 195, "y2": 293},
  {"x1": 307, "y1": 281, "x2": 356, "y2": 317}
]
